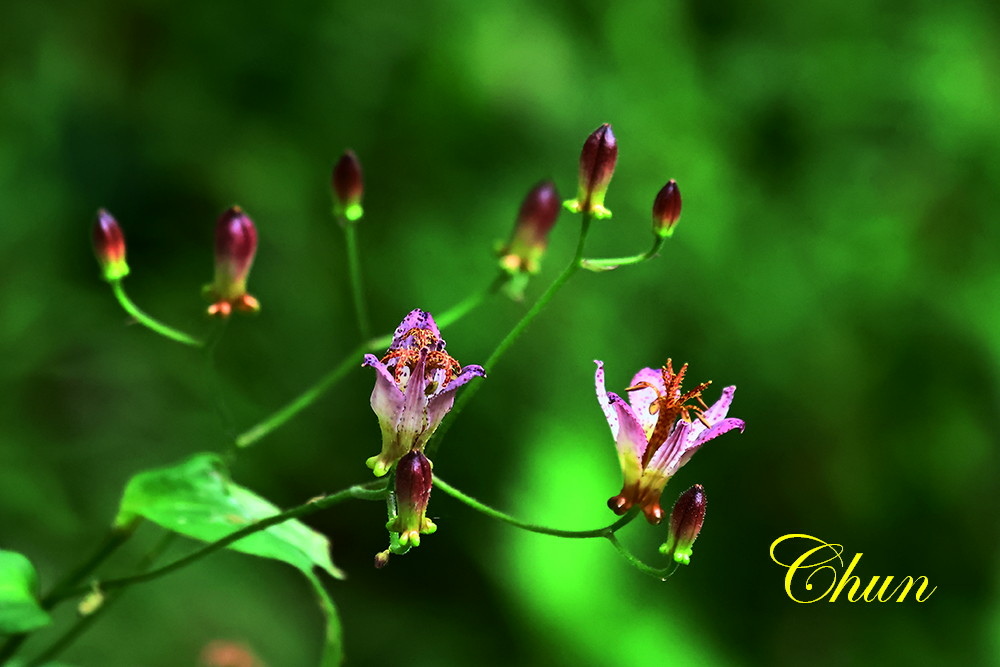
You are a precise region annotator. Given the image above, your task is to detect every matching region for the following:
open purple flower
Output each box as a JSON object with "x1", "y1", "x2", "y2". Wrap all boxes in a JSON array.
[
  {"x1": 363, "y1": 309, "x2": 485, "y2": 476},
  {"x1": 595, "y1": 359, "x2": 744, "y2": 524}
]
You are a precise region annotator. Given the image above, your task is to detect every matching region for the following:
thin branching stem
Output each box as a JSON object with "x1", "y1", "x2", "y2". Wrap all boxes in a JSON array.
[
  {"x1": 342, "y1": 221, "x2": 371, "y2": 341},
  {"x1": 233, "y1": 272, "x2": 502, "y2": 449},
  {"x1": 581, "y1": 234, "x2": 665, "y2": 271},
  {"x1": 109, "y1": 279, "x2": 203, "y2": 347},
  {"x1": 434, "y1": 475, "x2": 635, "y2": 538},
  {"x1": 57, "y1": 482, "x2": 387, "y2": 600},
  {"x1": 427, "y1": 211, "x2": 594, "y2": 455},
  {"x1": 24, "y1": 533, "x2": 178, "y2": 667}
]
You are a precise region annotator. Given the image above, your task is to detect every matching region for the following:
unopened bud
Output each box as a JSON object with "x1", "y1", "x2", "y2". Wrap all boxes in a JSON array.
[
  {"x1": 204, "y1": 206, "x2": 260, "y2": 317},
  {"x1": 332, "y1": 150, "x2": 364, "y2": 222},
  {"x1": 374, "y1": 549, "x2": 390, "y2": 569},
  {"x1": 652, "y1": 179, "x2": 682, "y2": 237},
  {"x1": 386, "y1": 450, "x2": 437, "y2": 548},
  {"x1": 92, "y1": 209, "x2": 130, "y2": 281},
  {"x1": 499, "y1": 180, "x2": 561, "y2": 275},
  {"x1": 565, "y1": 123, "x2": 618, "y2": 219},
  {"x1": 659, "y1": 484, "x2": 706, "y2": 565}
]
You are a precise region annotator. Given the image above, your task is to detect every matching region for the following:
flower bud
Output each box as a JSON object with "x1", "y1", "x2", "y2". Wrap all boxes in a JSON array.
[
  {"x1": 659, "y1": 484, "x2": 707, "y2": 565},
  {"x1": 92, "y1": 208, "x2": 130, "y2": 281},
  {"x1": 499, "y1": 180, "x2": 561, "y2": 275},
  {"x1": 204, "y1": 206, "x2": 260, "y2": 317},
  {"x1": 332, "y1": 150, "x2": 364, "y2": 222},
  {"x1": 386, "y1": 450, "x2": 437, "y2": 547},
  {"x1": 652, "y1": 179, "x2": 682, "y2": 237},
  {"x1": 564, "y1": 123, "x2": 617, "y2": 219},
  {"x1": 374, "y1": 549, "x2": 391, "y2": 569}
]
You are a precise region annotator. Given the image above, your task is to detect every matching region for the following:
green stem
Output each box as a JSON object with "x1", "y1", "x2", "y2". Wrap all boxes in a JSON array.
[
  {"x1": 581, "y1": 234, "x2": 665, "y2": 270},
  {"x1": 233, "y1": 274, "x2": 503, "y2": 450},
  {"x1": 434, "y1": 475, "x2": 635, "y2": 539},
  {"x1": 25, "y1": 534, "x2": 177, "y2": 667},
  {"x1": 434, "y1": 272, "x2": 508, "y2": 330},
  {"x1": 109, "y1": 279, "x2": 203, "y2": 347},
  {"x1": 343, "y1": 221, "x2": 371, "y2": 341},
  {"x1": 606, "y1": 534, "x2": 680, "y2": 581},
  {"x1": 234, "y1": 343, "x2": 367, "y2": 448},
  {"x1": 427, "y1": 213, "x2": 593, "y2": 455},
  {"x1": 0, "y1": 524, "x2": 139, "y2": 663},
  {"x1": 39, "y1": 523, "x2": 137, "y2": 609},
  {"x1": 64, "y1": 482, "x2": 387, "y2": 597}
]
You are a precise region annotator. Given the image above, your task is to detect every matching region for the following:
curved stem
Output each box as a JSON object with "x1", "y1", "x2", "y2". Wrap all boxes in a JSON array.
[
  {"x1": 581, "y1": 234, "x2": 665, "y2": 271},
  {"x1": 234, "y1": 343, "x2": 367, "y2": 448},
  {"x1": 342, "y1": 221, "x2": 371, "y2": 341},
  {"x1": 109, "y1": 280, "x2": 203, "y2": 347},
  {"x1": 434, "y1": 475, "x2": 635, "y2": 539},
  {"x1": 25, "y1": 533, "x2": 177, "y2": 667},
  {"x1": 0, "y1": 524, "x2": 139, "y2": 662},
  {"x1": 434, "y1": 272, "x2": 508, "y2": 330},
  {"x1": 63, "y1": 482, "x2": 387, "y2": 598},
  {"x1": 427, "y1": 213, "x2": 593, "y2": 455},
  {"x1": 233, "y1": 274, "x2": 504, "y2": 449},
  {"x1": 606, "y1": 534, "x2": 680, "y2": 580},
  {"x1": 40, "y1": 523, "x2": 137, "y2": 609}
]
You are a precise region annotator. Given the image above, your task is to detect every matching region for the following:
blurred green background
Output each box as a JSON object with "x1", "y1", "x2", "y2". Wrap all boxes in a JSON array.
[{"x1": 1, "y1": 0, "x2": 998, "y2": 665}]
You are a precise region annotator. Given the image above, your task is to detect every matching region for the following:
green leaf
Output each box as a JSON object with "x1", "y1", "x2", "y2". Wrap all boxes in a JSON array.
[
  {"x1": 115, "y1": 453, "x2": 344, "y2": 579},
  {"x1": 0, "y1": 550, "x2": 52, "y2": 634},
  {"x1": 304, "y1": 570, "x2": 344, "y2": 667}
]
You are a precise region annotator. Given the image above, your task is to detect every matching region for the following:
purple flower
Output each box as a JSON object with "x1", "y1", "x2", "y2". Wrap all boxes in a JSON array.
[
  {"x1": 363, "y1": 309, "x2": 485, "y2": 476},
  {"x1": 595, "y1": 359, "x2": 744, "y2": 524}
]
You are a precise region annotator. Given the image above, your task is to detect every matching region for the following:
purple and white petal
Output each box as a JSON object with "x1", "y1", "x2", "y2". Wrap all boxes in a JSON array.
[
  {"x1": 425, "y1": 364, "x2": 486, "y2": 433},
  {"x1": 645, "y1": 419, "x2": 693, "y2": 476},
  {"x1": 674, "y1": 418, "x2": 745, "y2": 470},
  {"x1": 608, "y1": 391, "x2": 649, "y2": 468},
  {"x1": 363, "y1": 354, "x2": 405, "y2": 431},
  {"x1": 390, "y1": 309, "x2": 443, "y2": 350},
  {"x1": 700, "y1": 385, "x2": 736, "y2": 424},
  {"x1": 398, "y1": 350, "x2": 431, "y2": 448},
  {"x1": 594, "y1": 360, "x2": 620, "y2": 440},
  {"x1": 626, "y1": 367, "x2": 664, "y2": 436},
  {"x1": 438, "y1": 364, "x2": 486, "y2": 395}
]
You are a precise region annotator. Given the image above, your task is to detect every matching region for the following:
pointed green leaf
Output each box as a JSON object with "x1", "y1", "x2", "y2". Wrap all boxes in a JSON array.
[
  {"x1": 115, "y1": 453, "x2": 344, "y2": 579},
  {"x1": 0, "y1": 550, "x2": 51, "y2": 634}
]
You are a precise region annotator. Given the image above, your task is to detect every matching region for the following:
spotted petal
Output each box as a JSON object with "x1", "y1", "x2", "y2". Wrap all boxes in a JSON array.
[
  {"x1": 425, "y1": 364, "x2": 487, "y2": 435},
  {"x1": 398, "y1": 349, "x2": 431, "y2": 449},
  {"x1": 362, "y1": 354, "x2": 406, "y2": 476},
  {"x1": 594, "y1": 360, "x2": 619, "y2": 440},
  {"x1": 607, "y1": 391, "x2": 649, "y2": 488},
  {"x1": 675, "y1": 418, "x2": 745, "y2": 470},
  {"x1": 390, "y1": 309, "x2": 443, "y2": 351},
  {"x1": 627, "y1": 367, "x2": 665, "y2": 436}
]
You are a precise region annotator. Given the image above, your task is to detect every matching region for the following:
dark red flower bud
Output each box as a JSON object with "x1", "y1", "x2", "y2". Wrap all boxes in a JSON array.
[
  {"x1": 92, "y1": 208, "x2": 129, "y2": 281},
  {"x1": 652, "y1": 179, "x2": 682, "y2": 237},
  {"x1": 204, "y1": 206, "x2": 260, "y2": 317},
  {"x1": 374, "y1": 550, "x2": 390, "y2": 569},
  {"x1": 659, "y1": 484, "x2": 707, "y2": 565},
  {"x1": 499, "y1": 180, "x2": 561, "y2": 275},
  {"x1": 386, "y1": 450, "x2": 437, "y2": 547},
  {"x1": 565, "y1": 123, "x2": 618, "y2": 219},
  {"x1": 332, "y1": 150, "x2": 364, "y2": 222}
]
